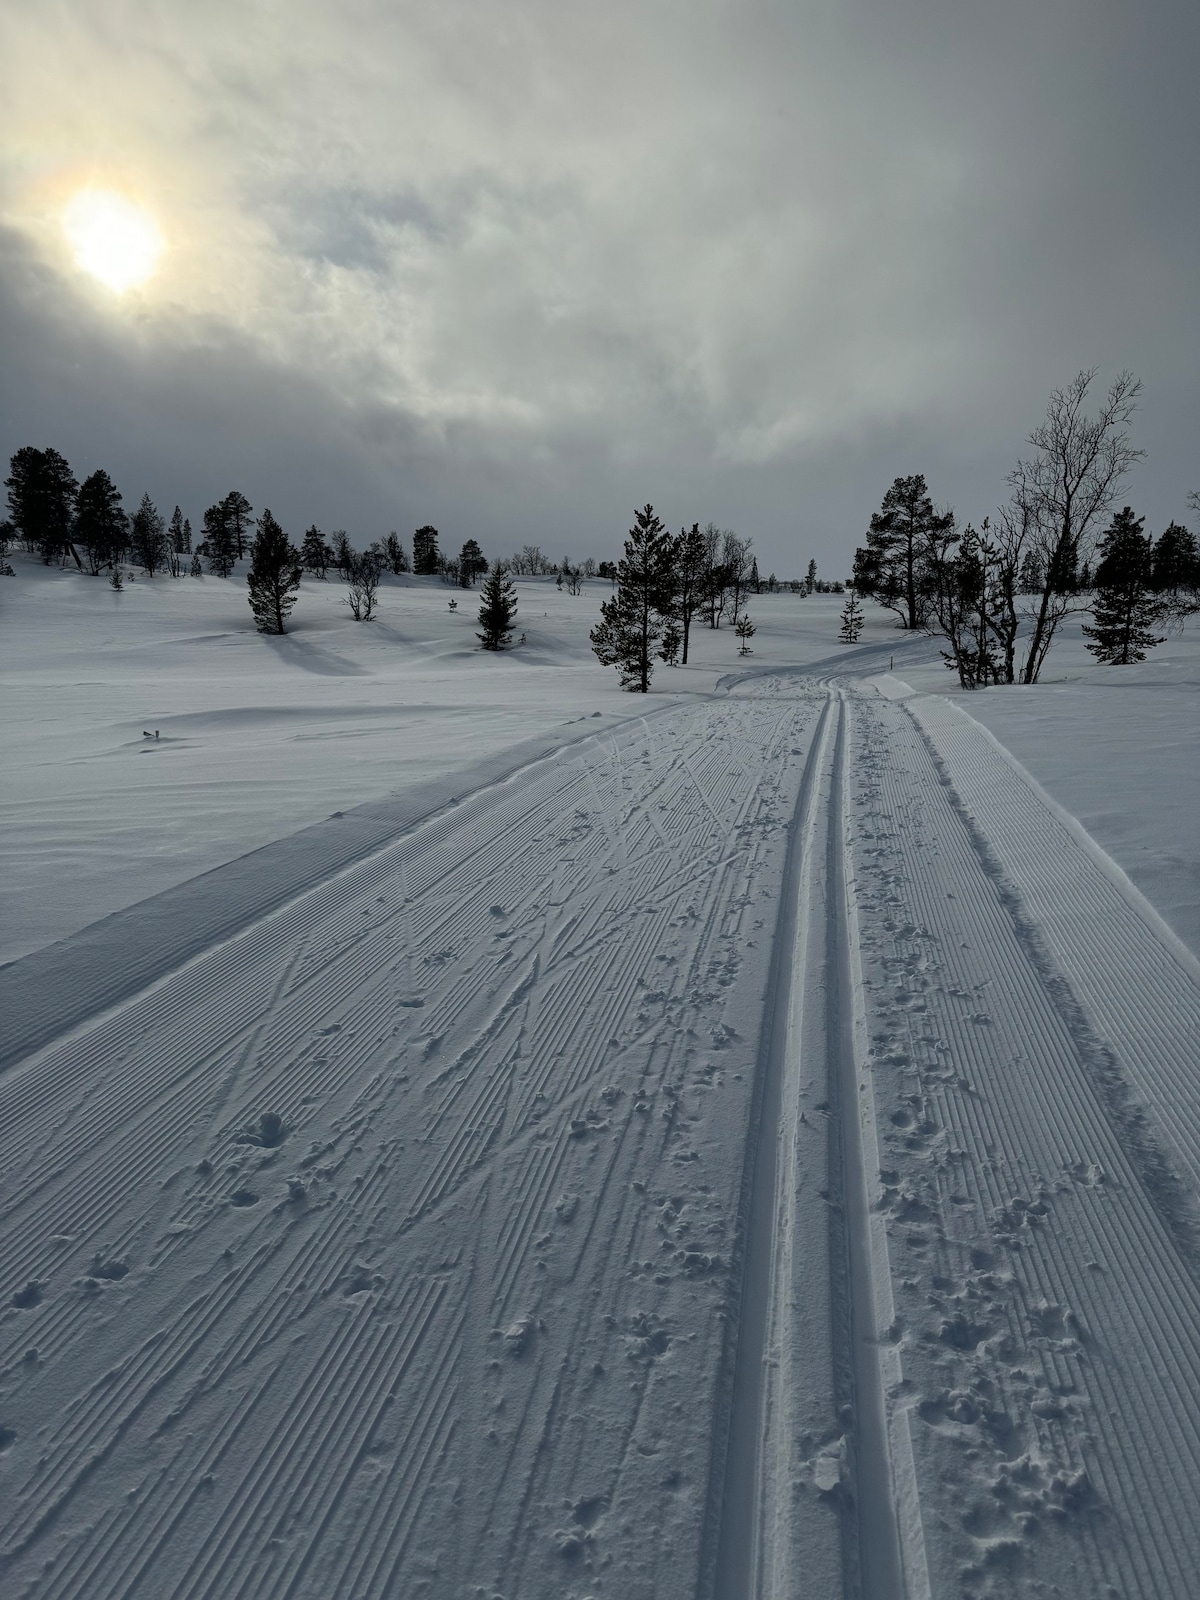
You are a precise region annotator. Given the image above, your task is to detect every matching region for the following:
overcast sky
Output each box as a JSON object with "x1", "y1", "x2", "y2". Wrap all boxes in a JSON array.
[{"x1": 1, "y1": 0, "x2": 1196, "y2": 575}]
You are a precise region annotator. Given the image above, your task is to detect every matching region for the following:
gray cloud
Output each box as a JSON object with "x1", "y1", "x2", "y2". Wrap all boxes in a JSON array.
[{"x1": 1, "y1": 0, "x2": 1197, "y2": 573}]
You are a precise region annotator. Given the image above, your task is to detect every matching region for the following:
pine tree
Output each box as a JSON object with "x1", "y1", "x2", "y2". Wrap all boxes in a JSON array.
[
  {"x1": 839, "y1": 591, "x2": 864, "y2": 642},
  {"x1": 749, "y1": 557, "x2": 760, "y2": 594},
  {"x1": 5, "y1": 446, "x2": 79, "y2": 566},
  {"x1": 735, "y1": 613, "x2": 756, "y2": 654},
  {"x1": 383, "y1": 531, "x2": 409, "y2": 575},
  {"x1": 301, "y1": 525, "x2": 329, "y2": 578},
  {"x1": 1018, "y1": 549, "x2": 1044, "y2": 593},
  {"x1": 413, "y1": 525, "x2": 440, "y2": 575},
  {"x1": 182, "y1": 516, "x2": 192, "y2": 554},
  {"x1": 669, "y1": 522, "x2": 708, "y2": 663},
  {"x1": 222, "y1": 491, "x2": 254, "y2": 560},
  {"x1": 477, "y1": 564, "x2": 517, "y2": 650},
  {"x1": 1082, "y1": 507, "x2": 1163, "y2": 665},
  {"x1": 1151, "y1": 522, "x2": 1199, "y2": 594},
  {"x1": 247, "y1": 510, "x2": 302, "y2": 634},
  {"x1": 130, "y1": 494, "x2": 167, "y2": 574},
  {"x1": 203, "y1": 501, "x2": 237, "y2": 577},
  {"x1": 590, "y1": 505, "x2": 673, "y2": 692},
  {"x1": 189, "y1": 551, "x2": 203, "y2": 577},
  {"x1": 169, "y1": 505, "x2": 187, "y2": 553},
  {"x1": 659, "y1": 619, "x2": 681, "y2": 665},
  {"x1": 853, "y1": 475, "x2": 954, "y2": 628},
  {"x1": 459, "y1": 538, "x2": 486, "y2": 586},
  {"x1": 806, "y1": 558, "x2": 817, "y2": 595},
  {"x1": 75, "y1": 469, "x2": 128, "y2": 575}
]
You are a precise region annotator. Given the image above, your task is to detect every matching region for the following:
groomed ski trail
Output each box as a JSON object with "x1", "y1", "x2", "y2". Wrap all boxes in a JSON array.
[
  {"x1": 839, "y1": 687, "x2": 1200, "y2": 1598},
  {"x1": 0, "y1": 693, "x2": 827, "y2": 1600},
  {"x1": 711, "y1": 672, "x2": 1200, "y2": 1600},
  {"x1": 4, "y1": 674, "x2": 1200, "y2": 1600}
]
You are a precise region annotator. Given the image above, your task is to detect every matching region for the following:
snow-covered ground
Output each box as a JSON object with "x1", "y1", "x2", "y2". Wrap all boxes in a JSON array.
[
  {"x1": 2, "y1": 553, "x2": 1199, "y2": 1599},
  {"x1": 1, "y1": 559, "x2": 893, "y2": 966}
]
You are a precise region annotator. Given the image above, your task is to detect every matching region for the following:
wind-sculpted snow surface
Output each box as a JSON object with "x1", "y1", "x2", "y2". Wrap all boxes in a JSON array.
[{"x1": 0, "y1": 696, "x2": 826, "y2": 1600}]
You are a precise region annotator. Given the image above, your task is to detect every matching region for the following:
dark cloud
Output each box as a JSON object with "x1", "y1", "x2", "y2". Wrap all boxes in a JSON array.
[{"x1": 1, "y1": 1, "x2": 1197, "y2": 573}]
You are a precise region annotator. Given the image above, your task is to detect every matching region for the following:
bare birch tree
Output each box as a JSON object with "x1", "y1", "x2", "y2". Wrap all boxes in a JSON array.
[{"x1": 1011, "y1": 368, "x2": 1143, "y2": 683}]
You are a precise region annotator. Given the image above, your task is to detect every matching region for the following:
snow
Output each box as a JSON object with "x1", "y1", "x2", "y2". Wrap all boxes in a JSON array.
[
  {"x1": 884, "y1": 621, "x2": 1200, "y2": 962},
  {"x1": 2, "y1": 552, "x2": 1200, "y2": 1599},
  {"x1": 1, "y1": 560, "x2": 889, "y2": 966}
]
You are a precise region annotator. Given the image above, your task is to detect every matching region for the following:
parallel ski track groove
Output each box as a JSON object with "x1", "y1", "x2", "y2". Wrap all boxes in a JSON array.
[{"x1": 0, "y1": 698, "x2": 829, "y2": 1600}]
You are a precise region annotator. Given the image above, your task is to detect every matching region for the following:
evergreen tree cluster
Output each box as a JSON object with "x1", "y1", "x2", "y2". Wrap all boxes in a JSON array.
[
  {"x1": 1081, "y1": 507, "x2": 1176, "y2": 665},
  {"x1": 851, "y1": 371, "x2": 1198, "y2": 686},
  {"x1": 588, "y1": 507, "x2": 766, "y2": 691}
]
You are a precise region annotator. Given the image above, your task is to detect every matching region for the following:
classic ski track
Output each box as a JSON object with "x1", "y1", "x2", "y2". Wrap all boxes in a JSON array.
[
  {"x1": 0, "y1": 693, "x2": 825, "y2": 1600},
  {"x1": 5, "y1": 676, "x2": 1199, "y2": 1599}
]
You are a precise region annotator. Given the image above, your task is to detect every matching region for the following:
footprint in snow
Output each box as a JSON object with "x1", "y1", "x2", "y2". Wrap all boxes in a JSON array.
[
  {"x1": 230, "y1": 1189, "x2": 259, "y2": 1208},
  {"x1": 239, "y1": 1112, "x2": 287, "y2": 1148},
  {"x1": 11, "y1": 1281, "x2": 42, "y2": 1310},
  {"x1": 87, "y1": 1257, "x2": 129, "y2": 1283}
]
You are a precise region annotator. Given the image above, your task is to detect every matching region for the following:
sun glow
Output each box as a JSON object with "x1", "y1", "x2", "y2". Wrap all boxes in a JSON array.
[{"x1": 63, "y1": 189, "x2": 164, "y2": 291}]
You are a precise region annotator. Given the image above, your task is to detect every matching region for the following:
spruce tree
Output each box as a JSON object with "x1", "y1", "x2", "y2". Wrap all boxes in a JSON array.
[
  {"x1": 477, "y1": 564, "x2": 517, "y2": 650},
  {"x1": 839, "y1": 591, "x2": 865, "y2": 642},
  {"x1": 1082, "y1": 507, "x2": 1163, "y2": 665},
  {"x1": 413, "y1": 525, "x2": 440, "y2": 575},
  {"x1": 735, "y1": 613, "x2": 756, "y2": 655},
  {"x1": 590, "y1": 505, "x2": 673, "y2": 692},
  {"x1": 659, "y1": 619, "x2": 681, "y2": 665},
  {"x1": 247, "y1": 509, "x2": 302, "y2": 634},
  {"x1": 301, "y1": 525, "x2": 329, "y2": 578},
  {"x1": 75, "y1": 469, "x2": 128, "y2": 575},
  {"x1": 189, "y1": 551, "x2": 203, "y2": 577}
]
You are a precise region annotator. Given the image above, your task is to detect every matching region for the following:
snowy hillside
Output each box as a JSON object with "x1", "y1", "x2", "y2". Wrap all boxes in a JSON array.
[{"x1": 2, "y1": 555, "x2": 1199, "y2": 1599}]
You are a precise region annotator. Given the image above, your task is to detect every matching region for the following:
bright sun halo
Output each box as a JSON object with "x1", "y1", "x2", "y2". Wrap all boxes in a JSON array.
[{"x1": 63, "y1": 189, "x2": 164, "y2": 292}]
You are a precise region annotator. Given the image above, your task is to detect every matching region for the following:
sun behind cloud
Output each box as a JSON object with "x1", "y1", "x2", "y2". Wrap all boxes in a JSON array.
[{"x1": 62, "y1": 189, "x2": 164, "y2": 292}]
